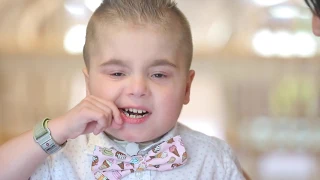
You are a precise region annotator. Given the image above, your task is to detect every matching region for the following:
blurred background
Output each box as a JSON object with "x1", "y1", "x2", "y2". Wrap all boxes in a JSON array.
[{"x1": 0, "y1": 0, "x2": 319, "y2": 179}]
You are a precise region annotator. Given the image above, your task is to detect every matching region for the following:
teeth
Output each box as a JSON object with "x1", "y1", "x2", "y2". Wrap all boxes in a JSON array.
[
  {"x1": 123, "y1": 113, "x2": 147, "y2": 119},
  {"x1": 125, "y1": 108, "x2": 148, "y2": 114}
]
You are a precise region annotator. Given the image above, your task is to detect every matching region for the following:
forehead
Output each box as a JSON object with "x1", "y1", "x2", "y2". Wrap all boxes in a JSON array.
[{"x1": 90, "y1": 22, "x2": 187, "y2": 68}]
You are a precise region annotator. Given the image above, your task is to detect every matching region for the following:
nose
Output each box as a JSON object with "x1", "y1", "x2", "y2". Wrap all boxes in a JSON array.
[{"x1": 126, "y1": 76, "x2": 149, "y2": 98}]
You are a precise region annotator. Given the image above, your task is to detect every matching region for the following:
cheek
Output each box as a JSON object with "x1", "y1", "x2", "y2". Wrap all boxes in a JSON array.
[
  {"x1": 89, "y1": 76, "x2": 124, "y2": 101},
  {"x1": 156, "y1": 85, "x2": 185, "y2": 110}
]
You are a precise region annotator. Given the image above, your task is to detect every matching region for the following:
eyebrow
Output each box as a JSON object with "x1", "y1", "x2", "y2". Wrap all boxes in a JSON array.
[
  {"x1": 99, "y1": 59, "x2": 129, "y2": 68},
  {"x1": 98, "y1": 58, "x2": 177, "y2": 69},
  {"x1": 149, "y1": 59, "x2": 177, "y2": 69}
]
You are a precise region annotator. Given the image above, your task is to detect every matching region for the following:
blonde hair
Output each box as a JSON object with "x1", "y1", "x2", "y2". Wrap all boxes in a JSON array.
[{"x1": 83, "y1": 0, "x2": 193, "y2": 70}]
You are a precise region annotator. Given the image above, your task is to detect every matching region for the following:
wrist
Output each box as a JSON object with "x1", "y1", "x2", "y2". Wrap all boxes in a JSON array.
[
  {"x1": 47, "y1": 118, "x2": 68, "y2": 145},
  {"x1": 33, "y1": 118, "x2": 67, "y2": 154}
]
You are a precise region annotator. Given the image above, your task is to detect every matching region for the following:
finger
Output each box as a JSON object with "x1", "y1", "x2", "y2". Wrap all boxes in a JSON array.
[
  {"x1": 82, "y1": 99, "x2": 113, "y2": 126},
  {"x1": 88, "y1": 96, "x2": 122, "y2": 124},
  {"x1": 80, "y1": 104, "x2": 113, "y2": 131},
  {"x1": 111, "y1": 121, "x2": 122, "y2": 130},
  {"x1": 88, "y1": 96, "x2": 122, "y2": 125},
  {"x1": 85, "y1": 98, "x2": 120, "y2": 128},
  {"x1": 93, "y1": 125, "x2": 104, "y2": 135},
  {"x1": 83, "y1": 122, "x2": 97, "y2": 135}
]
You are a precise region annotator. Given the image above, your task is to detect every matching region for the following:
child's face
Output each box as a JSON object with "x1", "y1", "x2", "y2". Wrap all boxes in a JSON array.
[{"x1": 83, "y1": 23, "x2": 195, "y2": 142}]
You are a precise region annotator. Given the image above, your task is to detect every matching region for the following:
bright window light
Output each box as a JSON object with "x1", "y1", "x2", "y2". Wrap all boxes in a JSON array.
[
  {"x1": 207, "y1": 19, "x2": 232, "y2": 50},
  {"x1": 252, "y1": 29, "x2": 275, "y2": 57},
  {"x1": 64, "y1": 25, "x2": 87, "y2": 54},
  {"x1": 293, "y1": 32, "x2": 317, "y2": 57},
  {"x1": 252, "y1": 0, "x2": 287, "y2": 6},
  {"x1": 64, "y1": 4, "x2": 85, "y2": 16},
  {"x1": 273, "y1": 31, "x2": 294, "y2": 58},
  {"x1": 85, "y1": 0, "x2": 102, "y2": 12},
  {"x1": 252, "y1": 29, "x2": 317, "y2": 58},
  {"x1": 269, "y1": 6, "x2": 299, "y2": 19}
]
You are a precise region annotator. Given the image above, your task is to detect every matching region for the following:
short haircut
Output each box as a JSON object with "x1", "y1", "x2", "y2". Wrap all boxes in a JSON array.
[
  {"x1": 305, "y1": 0, "x2": 320, "y2": 17},
  {"x1": 83, "y1": 0, "x2": 193, "y2": 70}
]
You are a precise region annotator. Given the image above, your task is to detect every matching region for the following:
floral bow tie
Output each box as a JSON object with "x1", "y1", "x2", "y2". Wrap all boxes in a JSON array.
[{"x1": 91, "y1": 136, "x2": 188, "y2": 180}]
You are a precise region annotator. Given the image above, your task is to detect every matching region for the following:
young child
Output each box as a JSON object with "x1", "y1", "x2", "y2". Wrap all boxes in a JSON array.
[{"x1": 0, "y1": 0, "x2": 245, "y2": 179}]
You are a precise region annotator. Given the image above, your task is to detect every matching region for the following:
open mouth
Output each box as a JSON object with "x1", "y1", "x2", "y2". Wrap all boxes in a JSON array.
[{"x1": 121, "y1": 108, "x2": 150, "y2": 119}]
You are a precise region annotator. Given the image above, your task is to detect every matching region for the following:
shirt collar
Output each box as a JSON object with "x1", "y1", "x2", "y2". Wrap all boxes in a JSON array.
[{"x1": 84, "y1": 123, "x2": 178, "y2": 155}]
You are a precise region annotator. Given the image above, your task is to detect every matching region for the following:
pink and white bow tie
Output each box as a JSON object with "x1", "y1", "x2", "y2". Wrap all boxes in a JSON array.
[{"x1": 91, "y1": 136, "x2": 188, "y2": 180}]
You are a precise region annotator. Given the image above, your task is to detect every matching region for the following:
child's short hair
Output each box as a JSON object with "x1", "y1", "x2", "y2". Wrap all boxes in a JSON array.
[
  {"x1": 305, "y1": 0, "x2": 320, "y2": 17},
  {"x1": 83, "y1": 0, "x2": 193, "y2": 70}
]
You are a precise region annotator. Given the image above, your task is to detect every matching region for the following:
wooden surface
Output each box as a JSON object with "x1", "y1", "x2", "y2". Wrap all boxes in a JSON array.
[{"x1": 0, "y1": 55, "x2": 84, "y2": 144}]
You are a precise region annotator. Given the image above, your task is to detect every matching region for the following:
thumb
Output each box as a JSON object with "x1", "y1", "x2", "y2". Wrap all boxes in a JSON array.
[{"x1": 111, "y1": 120, "x2": 123, "y2": 130}]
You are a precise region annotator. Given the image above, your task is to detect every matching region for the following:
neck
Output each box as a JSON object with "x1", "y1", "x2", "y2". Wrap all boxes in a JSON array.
[{"x1": 104, "y1": 132, "x2": 167, "y2": 146}]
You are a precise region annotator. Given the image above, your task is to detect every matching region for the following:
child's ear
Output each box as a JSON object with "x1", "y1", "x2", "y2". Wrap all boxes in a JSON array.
[
  {"x1": 183, "y1": 70, "x2": 195, "y2": 105},
  {"x1": 312, "y1": 15, "x2": 320, "y2": 36},
  {"x1": 82, "y1": 68, "x2": 91, "y2": 96}
]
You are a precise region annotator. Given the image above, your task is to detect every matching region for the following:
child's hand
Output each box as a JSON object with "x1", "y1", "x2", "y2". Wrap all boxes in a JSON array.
[{"x1": 48, "y1": 95, "x2": 123, "y2": 144}]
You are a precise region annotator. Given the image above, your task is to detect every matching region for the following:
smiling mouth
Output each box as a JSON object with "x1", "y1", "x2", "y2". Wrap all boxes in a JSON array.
[{"x1": 121, "y1": 108, "x2": 150, "y2": 119}]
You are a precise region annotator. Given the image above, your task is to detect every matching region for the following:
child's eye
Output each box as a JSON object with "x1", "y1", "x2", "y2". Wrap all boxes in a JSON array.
[
  {"x1": 110, "y1": 72, "x2": 125, "y2": 77},
  {"x1": 151, "y1": 73, "x2": 167, "y2": 78}
]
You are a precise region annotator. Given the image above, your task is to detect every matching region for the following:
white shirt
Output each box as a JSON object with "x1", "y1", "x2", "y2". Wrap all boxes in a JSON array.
[{"x1": 31, "y1": 123, "x2": 245, "y2": 180}]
